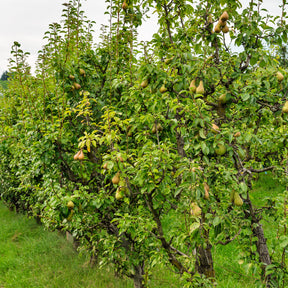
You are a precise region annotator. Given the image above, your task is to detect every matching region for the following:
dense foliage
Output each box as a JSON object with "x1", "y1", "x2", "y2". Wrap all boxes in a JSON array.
[{"x1": 1, "y1": 0, "x2": 288, "y2": 287}]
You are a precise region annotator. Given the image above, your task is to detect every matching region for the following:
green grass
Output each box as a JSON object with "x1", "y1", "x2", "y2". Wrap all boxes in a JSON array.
[{"x1": 0, "y1": 202, "x2": 134, "y2": 288}]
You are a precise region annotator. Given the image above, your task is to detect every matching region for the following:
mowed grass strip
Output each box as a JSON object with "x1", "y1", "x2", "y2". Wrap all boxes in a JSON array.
[{"x1": 0, "y1": 202, "x2": 134, "y2": 288}]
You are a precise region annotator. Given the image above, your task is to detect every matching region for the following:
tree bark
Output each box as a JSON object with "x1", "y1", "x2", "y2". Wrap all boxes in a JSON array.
[
  {"x1": 133, "y1": 262, "x2": 145, "y2": 288},
  {"x1": 246, "y1": 194, "x2": 272, "y2": 287},
  {"x1": 195, "y1": 244, "x2": 215, "y2": 279}
]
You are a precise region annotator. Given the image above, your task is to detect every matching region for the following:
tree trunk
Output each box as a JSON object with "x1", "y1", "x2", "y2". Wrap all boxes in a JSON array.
[
  {"x1": 133, "y1": 263, "x2": 145, "y2": 288},
  {"x1": 195, "y1": 244, "x2": 215, "y2": 279},
  {"x1": 246, "y1": 195, "x2": 272, "y2": 287}
]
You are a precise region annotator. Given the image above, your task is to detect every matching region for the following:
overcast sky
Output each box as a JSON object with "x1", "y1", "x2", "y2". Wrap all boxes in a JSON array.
[{"x1": 0, "y1": 1, "x2": 284, "y2": 76}]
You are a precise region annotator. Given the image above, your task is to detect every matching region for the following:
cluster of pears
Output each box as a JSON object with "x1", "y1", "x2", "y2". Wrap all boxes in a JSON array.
[
  {"x1": 112, "y1": 172, "x2": 129, "y2": 200},
  {"x1": 230, "y1": 190, "x2": 243, "y2": 206},
  {"x1": 214, "y1": 11, "x2": 229, "y2": 34},
  {"x1": 69, "y1": 68, "x2": 85, "y2": 90},
  {"x1": 152, "y1": 122, "x2": 163, "y2": 134},
  {"x1": 74, "y1": 149, "x2": 84, "y2": 160},
  {"x1": 189, "y1": 79, "x2": 205, "y2": 95}
]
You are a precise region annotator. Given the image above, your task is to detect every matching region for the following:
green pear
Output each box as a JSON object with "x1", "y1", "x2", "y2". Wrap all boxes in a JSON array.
[
  {"x1": 189, "y1": 79, "x2": 196, "y2": 93},
  {"x1": 283, "y1": 101, "x2": 288, "y2": 113},
  {"x1": 234, "y1": 193, "x2": 243, "y2": 206},
  {"x1": 215, "y1": 144, "x2": 226, "y2": 156}
]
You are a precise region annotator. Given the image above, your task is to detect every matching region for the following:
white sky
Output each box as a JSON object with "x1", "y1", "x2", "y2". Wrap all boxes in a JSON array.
[{"x1": 0, "y1": 1, "x2": 284, "y2": 76}]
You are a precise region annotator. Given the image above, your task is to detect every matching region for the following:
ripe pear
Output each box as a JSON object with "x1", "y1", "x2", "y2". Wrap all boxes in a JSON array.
[
  {"x1": 190, "y1": 202, "x2": 202, "y2": 217},
  {"x1": 222, "y1": 24, "x2": 229, "y2": 33},
  {"x1": 73, "y1": 82, "x2": 81, "y2": 90},
  {"x1": 69, "y1": 74, "x2": 75, "y2": 80},
  {"x1": 234, "y1": 131, "x2": 241, "y2": 137},
  {"x1": 277, "y1": 71, "x2": 284, "y2": 82},
  {"x1": 214, "y1": 22, "x2": 222, "y2": 33},
  {"x1": 74, "y1": 150, "x2": 81, "y2": 160},
  {"x1": 122, "y1": 0, "x2": 128, "y2": 10},
  {"x1": 103, "y1": 162, "x2": 108, "y2": 170},
  {"x1": 282, "y1": 101, "x2": 288, "y2": 113},
  {"x1": 67, "y1": 200, "x2": 74, "y2": 209},
  {"x1": 79, "y1": 68, "x2": 86, "y2": 76},
  {"x1": 112, "y1": 172, "x2": 120, "y2": 185},
  {"x1": 160, "y1": 85, "x2": 167, "y2": 93},
  {"x1": 140, "y1": 79, "x2": 148, "y2": 88},
  {"x1": 211, "y1": 123, "x2": 220, "y2": 134},
  {"x1": 215, "y1": 144, "x2": 226, "y2": 156},
  {"x1": 204, "y1": 183, "x2": 210, "y2": 199},
  {"x1": 117, "y1": 155, "x2": 124, "y2": 162},
  {"x1": 234, "y1": 192, "x2": 243, "y2": 206},
  {"x1": 78, "y1": 150, "x2": 84, "y2": 160},
  {"x1": 220, "y1": 11, "x2": 229, "y2": 22},
  {"x1": 196, "y1": 80, "x2": 205, "y2": 95},
  {"x1": 219, "y1": 93, "x2": 227, "y2": 104},
  {"x1": 189, "y1": 79, "x2": 197, "y2": 93}
]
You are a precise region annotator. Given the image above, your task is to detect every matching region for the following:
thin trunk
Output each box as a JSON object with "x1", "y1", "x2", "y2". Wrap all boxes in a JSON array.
[
  {"x1": 246, "y1": 193, "x2": 272, "y2": 287},
  {"x1": 133, "y1": 263, "x2": 145, "y2": 288},
  {"x1": 195, "y1": 244, "x2": 215, "y2": 279}
]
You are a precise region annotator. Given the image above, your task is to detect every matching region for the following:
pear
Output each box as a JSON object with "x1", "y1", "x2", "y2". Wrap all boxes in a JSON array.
[
  {"x1": 79, "y1": 68, "x2": 86, "y2": 76},
  {"x1": 219, "y1": 93, "x2": 227, "y2": 104},
  {"x1": 277, "y1": 71, "x2": 284, "y2": 82},
  {"x1": 152, "y1": 123, "x2": 162, "y2": 134},
  {"x1": 160, "y1": 85, "x2": 167, "y2": 93},
  {"x1": 117, "y1": 155, "x2": 124, "y2": 162},
  {"x1": 220, "y1": 11, "x2": 229, "y2": 22},
  {"x1": 190, "y1": 202, "x2": 202, "y2": 217},
  {"x1": 140, "y1": 79, "x2": 148, "y2": 88},
  {"x1": 67, "y1": 200, "x2": 74, "y2": 210},
  {"x1": 73, "y1": 82, "x2": 81, "y2": 90},
  {"x1": 74, "y1": 150, "x2": 81, "y2": 160},
  {"x1": 282, "y1": 101, "x2": 288, "y2": 113},
  {"x1": 222, "y1": 24, "x2": 229, "y2": 33},
  {"x1": 234, "y1": 131, "x2": 241, "y2": 137},
  {"x1": 234, "y1": 192, "x2": 243, "y2": 206},
  {"x1": 164, "y1": 57, "x2": 174, "y2": 65},
  {"x1": 196, "y1": 80, "x2": 205, "y2": 95},
  {"x1": 78, "y1": 150, "x2": 84, "y2": 160},
  {"x1": 112, "y1": 172, "x2": 120, "y2": 185},
  {"x1": 103, "y1": 162, "x2": 108, "y2": 170},
  {"x1": 211, "y1": 123, "x2": 220, "y2": 134},
  {"x1": 69, "y1": 74, "x2": 75, "y2": 80},
  {"x1": 214, "y1": 22, "x2": 222, "y2": 33},
  {"x1": 189, "y1": 79, "x2": 197, "y2": 93},
  {"x1": 215, "y1": 144, "x2": 226, "y2": 156},
  {"x1": 115, "y1": 188, "x2": 124, "y2": 200},
  {"x1": 122, "y1": 0, "x2": 128, "y2": 10},
  {"x1": 204, "y1": 183, "x2": 210, "y2": 200}
]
